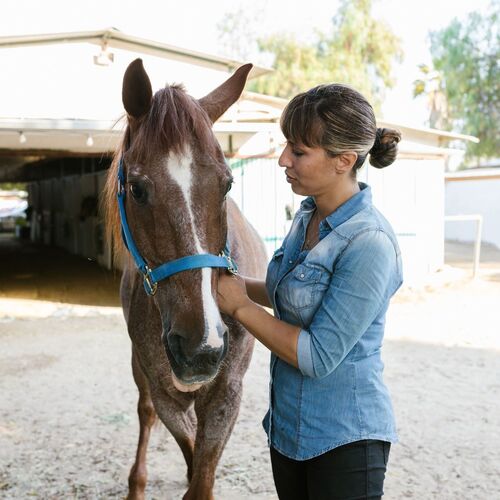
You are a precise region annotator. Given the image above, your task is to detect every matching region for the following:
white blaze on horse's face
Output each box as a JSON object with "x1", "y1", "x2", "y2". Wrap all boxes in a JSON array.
[{"x1": 164, "y1": 146, "x2": 225, "y2": 350}]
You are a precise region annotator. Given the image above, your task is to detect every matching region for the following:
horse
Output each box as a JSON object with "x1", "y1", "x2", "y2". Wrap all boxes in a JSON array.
[{"x1": 102, "y1": 59, "x2": 268, "y2": 499}]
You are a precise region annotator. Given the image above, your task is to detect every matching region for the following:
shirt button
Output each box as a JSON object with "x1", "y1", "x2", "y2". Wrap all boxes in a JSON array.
[
  {"x1": 300, "y1": 273, "x2": 305, "y2": 278},
  {"x1": 288, "y1": 259, "x2": 293, "y2": 264}
]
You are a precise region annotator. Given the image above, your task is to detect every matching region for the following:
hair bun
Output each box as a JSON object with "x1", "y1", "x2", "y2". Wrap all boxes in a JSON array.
[{"x1": 369, "y1": 127, "x2": 402, "y2": 168}]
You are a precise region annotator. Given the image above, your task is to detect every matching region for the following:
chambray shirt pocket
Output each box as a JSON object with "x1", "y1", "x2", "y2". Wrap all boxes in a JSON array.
[
  {"x1": 298, "y1": 265, "x2": 331, "y2": 326},
  {"x1": 282, "y1": 264, "x2": 319, "y2": 309},
  {"x1": 278, "y1": 263, "x2": 331, "y2": 326}
]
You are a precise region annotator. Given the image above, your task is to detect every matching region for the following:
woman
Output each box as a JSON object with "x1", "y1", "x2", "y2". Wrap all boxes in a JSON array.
[{"x1": 217, "y1": 84, "x2": 403, "y2": 500}]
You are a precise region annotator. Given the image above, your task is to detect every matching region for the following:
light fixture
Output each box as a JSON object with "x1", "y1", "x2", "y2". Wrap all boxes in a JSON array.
[
  {"x1": 19, "y1": 131, "x2": 27, "y2": 144},
  {"x1": 86, "y1": 134, "x2": 94, "y2": 147},
  {"x1": 93, "y1": 42, "x2": 114, "y2": 66}
]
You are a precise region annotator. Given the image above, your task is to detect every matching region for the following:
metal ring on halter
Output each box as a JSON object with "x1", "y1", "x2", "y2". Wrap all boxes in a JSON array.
[
  {"x1": 220, "y1": 251, "x2": 238, "y2": 275},
  {"x1": 143, "y1": 267, "x2": 158, "y2": 296}
]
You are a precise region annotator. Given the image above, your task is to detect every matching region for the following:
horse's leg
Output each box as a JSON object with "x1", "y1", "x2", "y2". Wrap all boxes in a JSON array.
[
  {"x1": 127, "y1": 349, "x2": 157, "y2": 500},
  {"x1": 183, "y1": 378, "x2": 243, "y2": 500},
  {"x1": 151, "y1": 392, "x2": 197, "y2": 482}
]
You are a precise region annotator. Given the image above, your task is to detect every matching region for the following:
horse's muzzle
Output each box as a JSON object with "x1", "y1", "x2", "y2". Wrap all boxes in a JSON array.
[{"x1": 163, "y1": 328, "x2": 228, "y2": 385}]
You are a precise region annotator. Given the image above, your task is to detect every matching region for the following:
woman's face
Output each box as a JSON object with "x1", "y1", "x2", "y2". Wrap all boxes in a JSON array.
[{"x1": 278, "y1": 141, "x2": 339, "y2": 197}]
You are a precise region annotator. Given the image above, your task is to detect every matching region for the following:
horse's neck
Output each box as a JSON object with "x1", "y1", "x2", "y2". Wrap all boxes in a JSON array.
[{"x1": 226, "y1": 199, "x2": 267, "y2": 279}]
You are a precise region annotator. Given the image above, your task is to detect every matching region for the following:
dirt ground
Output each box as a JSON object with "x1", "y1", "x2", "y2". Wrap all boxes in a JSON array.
[{"x1": 1, "y1": 236, "x2": 499, "y2": 499}]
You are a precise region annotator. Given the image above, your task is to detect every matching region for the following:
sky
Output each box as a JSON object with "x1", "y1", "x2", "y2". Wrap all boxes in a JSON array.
[{"x1": 0, "y1": 0, "x2": 492, "y2": 128}]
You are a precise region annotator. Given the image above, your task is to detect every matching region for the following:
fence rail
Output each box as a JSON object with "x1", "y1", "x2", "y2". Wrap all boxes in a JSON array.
[{"x1": 444, "y1": 214, "x2": 483, "y2": 279}]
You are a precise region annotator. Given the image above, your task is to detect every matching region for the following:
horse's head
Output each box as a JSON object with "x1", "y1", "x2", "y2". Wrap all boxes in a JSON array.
[{"x1": 118, "y1": 59, "x2": 252, "y2": 391}]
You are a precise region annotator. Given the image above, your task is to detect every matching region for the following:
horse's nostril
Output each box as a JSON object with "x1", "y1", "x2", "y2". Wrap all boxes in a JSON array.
[
  {"x1": 166, "y1": 330, "x2": 191, "y2": 352},
  {"x1": 205, "y1": 347, "x2": 223, "y2": 366}
]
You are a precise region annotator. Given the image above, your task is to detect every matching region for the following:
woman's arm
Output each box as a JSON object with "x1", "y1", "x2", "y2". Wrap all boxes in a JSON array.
[
  {"x1": 294, "y1": 230, "x2": 401, "y2": 378},
  {"x1": 244, "y1": 277, "x2": 272, "y2": 308},
  {"x1": 218, "y1": 230, "x2": 400, "y2": 378}
]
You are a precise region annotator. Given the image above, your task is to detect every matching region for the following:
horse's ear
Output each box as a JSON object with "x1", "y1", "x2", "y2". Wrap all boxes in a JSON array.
[
  {"x1": 198, "y1": 64, "x2": 253, "y2": 123},
  {"x1": 122, "y1": 58, "x2": 153, "y2": 119}
]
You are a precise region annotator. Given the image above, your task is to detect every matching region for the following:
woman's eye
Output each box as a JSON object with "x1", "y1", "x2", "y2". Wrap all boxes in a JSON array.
[
  {"x1": 292, "y1": 149, "x2": 304, "y2": 157},
  {"x1": 129, "y1": 183, "x2": 147, "y2": 204}
]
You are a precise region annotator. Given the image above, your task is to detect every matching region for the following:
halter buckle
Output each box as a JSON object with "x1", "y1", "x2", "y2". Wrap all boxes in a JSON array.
[
  {"x1": 143, "y1": 267, "x2": 158, "y2": 296},
  {"x1": 220, "y1": 251, "x2": 238, "y2": 275}
]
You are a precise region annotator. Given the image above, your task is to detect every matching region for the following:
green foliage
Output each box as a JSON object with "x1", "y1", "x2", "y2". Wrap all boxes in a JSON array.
[
  {"x1": 248, "y1": 35, "x2": 327, "y2": 99},
  {"x1": 428, "y1": 4, "x2": 499, "y2": 159},
  {"x1": 248, "y1": 0, "x2": 403, "y2": 110}
]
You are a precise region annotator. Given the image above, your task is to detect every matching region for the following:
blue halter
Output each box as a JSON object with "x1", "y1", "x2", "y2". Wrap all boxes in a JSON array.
[{"x1": 117, "y1": 157, "x2": 238, "y2": 296}]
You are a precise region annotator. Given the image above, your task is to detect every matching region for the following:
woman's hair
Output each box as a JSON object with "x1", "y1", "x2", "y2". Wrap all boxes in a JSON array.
[{"x1": 280, "y1": 84, "x2": 401, "y2": 174}]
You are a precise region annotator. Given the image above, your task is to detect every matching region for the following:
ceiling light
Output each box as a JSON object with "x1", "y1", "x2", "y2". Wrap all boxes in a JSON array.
[{"x1": 93, "y1": 42, "x2": 114, "y2": 66}]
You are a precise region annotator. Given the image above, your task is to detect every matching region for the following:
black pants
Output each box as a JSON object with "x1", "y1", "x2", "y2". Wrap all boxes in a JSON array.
[{"x1": 270, "y1": 440, "x2": 390, "y2": 500}]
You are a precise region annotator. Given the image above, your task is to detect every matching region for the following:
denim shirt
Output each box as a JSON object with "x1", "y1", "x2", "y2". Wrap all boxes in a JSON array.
[{"x1": 263, "y1": 182, "x2": 403, "y2": 460}]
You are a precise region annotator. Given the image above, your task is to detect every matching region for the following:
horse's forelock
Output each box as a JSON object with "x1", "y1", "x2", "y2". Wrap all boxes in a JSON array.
[{"x1": 134, "y1": 85, "x2": 215, "y2": 160}]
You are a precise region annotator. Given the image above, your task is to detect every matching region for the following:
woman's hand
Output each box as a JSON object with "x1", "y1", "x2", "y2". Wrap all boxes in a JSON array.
[
  {"x1": 217, "y1": 271, "x2": 300, "y2": 368},
  {"x1": 217, "y1": 271, "x2": 252, "y2": 317}
]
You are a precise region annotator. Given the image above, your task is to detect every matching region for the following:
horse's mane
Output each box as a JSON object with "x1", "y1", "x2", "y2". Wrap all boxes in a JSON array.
[{"x1": 101, "y1": 85, "x2": 215, "y2": 256}]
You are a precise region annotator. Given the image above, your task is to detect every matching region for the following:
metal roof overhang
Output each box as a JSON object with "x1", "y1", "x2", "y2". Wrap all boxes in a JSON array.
[
  {"x1": 0, "y1": 116, "x2": 477, "y2": 154},
  {"x1": 377, "y1": 120, "x2": 479, "y2": 145},
  {"x1": 0, "y1": 118, "x2": 282, "y2": 181},
  {"x1": 0, "y1": 28, "x2": 272, "y2": 79},
  {"x1": 0, "y1": 118, "x2": 279, "y2": 152}
]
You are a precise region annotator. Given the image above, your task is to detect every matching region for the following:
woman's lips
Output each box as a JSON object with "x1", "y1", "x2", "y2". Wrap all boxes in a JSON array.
[{"x1": 285, "y1": 172, "x2": 296, "y2": 182}]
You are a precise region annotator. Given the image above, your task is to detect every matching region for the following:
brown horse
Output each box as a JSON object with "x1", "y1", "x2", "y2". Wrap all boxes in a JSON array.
[{"x1": 102, "y1": 59, "x2": 267, "y2": 499}]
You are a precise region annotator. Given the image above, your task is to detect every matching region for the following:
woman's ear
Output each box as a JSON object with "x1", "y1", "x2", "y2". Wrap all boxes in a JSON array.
[{"x1": 334, "y1": 152, "x2": 358, "y2": 174}]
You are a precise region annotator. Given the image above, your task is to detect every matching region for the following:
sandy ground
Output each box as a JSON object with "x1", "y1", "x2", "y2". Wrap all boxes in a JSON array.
[{"x1": 1, "y1": 237, "x2": 499, "y2": 499}]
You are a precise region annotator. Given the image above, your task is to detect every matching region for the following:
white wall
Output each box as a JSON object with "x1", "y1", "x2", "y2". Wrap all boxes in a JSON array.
[
  {"x1": 445, "y1": 178, "x2": 500, "y2": 249},
  {"x1": 361, "y1": 158, "x2": 445, "y2": 286},
  {"x1": 230, "y1": 156, "x2": 446, "y2": 287}
]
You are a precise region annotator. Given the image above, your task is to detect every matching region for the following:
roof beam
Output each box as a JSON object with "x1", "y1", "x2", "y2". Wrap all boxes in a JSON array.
[{"x1": 0, "y1": 28, "x2": 272, "y2": 78}]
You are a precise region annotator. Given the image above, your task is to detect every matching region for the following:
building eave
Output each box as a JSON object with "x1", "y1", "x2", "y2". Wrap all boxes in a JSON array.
[
  {"x1": 378, "y1": 120, "x2": 479, "y2": 144},
  {"x1": 0, "y1": 28, "x2": 272, "y2": 79}
]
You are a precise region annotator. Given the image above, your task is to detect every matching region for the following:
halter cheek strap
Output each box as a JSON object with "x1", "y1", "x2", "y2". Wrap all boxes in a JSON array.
[{"x1": 117, "y1": 157, "x2": 237, "y2": 296}]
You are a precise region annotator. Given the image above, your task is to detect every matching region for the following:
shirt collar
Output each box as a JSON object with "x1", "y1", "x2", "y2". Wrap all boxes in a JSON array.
[{"x1": 300, "y1": 182, "x2": 372, "y2": 229}]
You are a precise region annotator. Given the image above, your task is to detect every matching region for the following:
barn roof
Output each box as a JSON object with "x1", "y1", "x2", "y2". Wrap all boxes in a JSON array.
[{"x1": 0, "y1": 27, "x2": 271, "y2": 78}]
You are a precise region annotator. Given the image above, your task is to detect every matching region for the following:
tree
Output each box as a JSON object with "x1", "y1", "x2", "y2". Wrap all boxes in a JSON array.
[
  {"x1": 413, "y1": 64, "x2": 449, "y2": 130},
  {"x1": 425, "y1": 4, "x2": 499, "y2": 160},
  {"x1": 248, "y1": 34, "x2": 328, "y2": 99},
  {"x1": 217, "y1": 0, "x2": 403, "y2": 110},
  {"x1": 250, "y1": 0, "x2": 403, "y2": 110}
]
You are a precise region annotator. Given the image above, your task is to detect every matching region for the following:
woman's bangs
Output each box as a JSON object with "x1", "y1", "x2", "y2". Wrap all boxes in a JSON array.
[{"x1": 280, "y1": 100, "x2": 322, "y2": 148}]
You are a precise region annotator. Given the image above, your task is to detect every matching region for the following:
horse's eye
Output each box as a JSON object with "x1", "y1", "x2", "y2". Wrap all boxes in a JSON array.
[
  {"x1": 129, "y1": 182, "x2": 147, "y2": 204},
  {"x1": 224, "y1": 179, "x2": 233, "y2": 197}
]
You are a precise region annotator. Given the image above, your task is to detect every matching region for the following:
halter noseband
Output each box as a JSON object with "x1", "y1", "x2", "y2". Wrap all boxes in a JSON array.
[{"x1": 117, "y1": 157, "x2": 237, "y2": 296}]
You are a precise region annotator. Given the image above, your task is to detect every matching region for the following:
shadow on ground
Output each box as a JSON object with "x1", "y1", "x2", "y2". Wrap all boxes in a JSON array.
[
  {"x1": 0, "y1": 233, "x2": 121, "y2": 306},
  {"x1": 445, "y1": 239, "x2": 500, "y2": 268}
]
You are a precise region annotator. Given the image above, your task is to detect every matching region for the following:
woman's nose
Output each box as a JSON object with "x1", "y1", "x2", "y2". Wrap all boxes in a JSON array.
[{"x1": 278, "y1": 146, "x2": 290, "y2": 168}]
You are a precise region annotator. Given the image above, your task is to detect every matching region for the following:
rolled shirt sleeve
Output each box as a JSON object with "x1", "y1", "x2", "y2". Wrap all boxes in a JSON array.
[{"x1": 296, "y1": 229, "x2": 401, "y2": 378}]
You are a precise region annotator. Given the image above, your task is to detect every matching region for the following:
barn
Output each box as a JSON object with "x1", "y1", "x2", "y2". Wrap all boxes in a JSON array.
[{"x1": 0, "y1": 29, "x2": 478, "y2": 287}]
